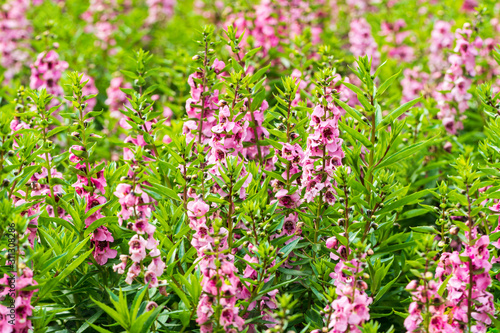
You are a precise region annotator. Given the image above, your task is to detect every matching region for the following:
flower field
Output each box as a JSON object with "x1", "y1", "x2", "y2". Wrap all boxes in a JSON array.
[{"x1": 3, "y1": 0, "x2": 500, "y2": 332}]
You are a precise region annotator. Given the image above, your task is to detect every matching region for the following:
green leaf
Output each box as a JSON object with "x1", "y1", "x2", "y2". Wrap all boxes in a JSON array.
[
  {"x1": 438, "y1": 274, "x2": 452, "y2": 297},
  {"x1": 377, "y1": 189, "x2": 430, "y2": 215},
  {"x1": 374, "y1": 273, "x2": 401, "y2": 302},
  {"x1": 130, "y1": 301, "x2": 167, "y2": 333},
  {"x1": 90, "y1": 296, "x2": 128, "y2": 329},
  {"x1": 131, "y1": 286, "x2": 149, "y2": 320},
  {"x1": 264, "y1": 170, "x2": 286, "y2": 183},
  {"x1": 233, "y1": 173, "x2": 250, "y2": 193},
  {"x1": 339, "y1": 121, "x2": 372, "y2": 148},
  {"x1": 39, "y1": 216, "x2": 80, "y2": 235},
  {"x1": 76, "y1": 310, "x2": 104, "y2": 333},
  {"x1": 376, "y1": 70, "x2": 401, "y2": 97},
  {"x1": 251, "y1": 89, "x2": 267, "y2": 111},
  {"x1": 121, "y1": 70, "x2": 138, "y2": 79},
  {"x1": 169, "y1": 281, "x2": 192, "y2": 307},
  {"x1": 374, "y1": 137, "x2": 434, "y2": 170},
  {"x1": 87, "y1": 323, "x2": 113, "y2": 333},
  {"x1": 84, "y1": 216, "x2": 118, "y2": 238},
  {"x1": 333, "y1": 97, "x2": 364, "y2": 123},
  {"x1": 277, "y1": 267, "x2": 311, "y2": 276},
  {"x1": 143, "y1": 183, "x2": 180, "y2": 202},
  {"x1": 279, "y1": 238, "x2": 300, "y2": 257},
  {"x1": 376, "y1": 241, "x2": 416, "y2": 254},
  {"x1": 47, "y1": 126, "x2": 68, "y2": 138},
  {"x1": 38, "y1": 248, "x2": 92, "y2": 300},
  {"x1": 377, "y1": 97, "x2": 421, "y2": 130},
  {"x1": 250, "y1": 64, "x2": 270, "y2": 84},
  {"x1": 410, "y1": 226, "x2": 438, "y2": 234}
]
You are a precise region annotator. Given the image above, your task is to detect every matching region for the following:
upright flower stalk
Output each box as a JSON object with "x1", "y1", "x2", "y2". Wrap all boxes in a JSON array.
[
  {"x1": 184, "y1": 26, "x2": 224, "y2": 145},
  {"x1": 67, "y1": 72, "x2": 117, "y2": 265},
  {"x1": 301, "y1": 68, "x2": 345, "y2": 243},
  {"x1": 111, "y1": 51, "x2": 165, "y2": 288}
]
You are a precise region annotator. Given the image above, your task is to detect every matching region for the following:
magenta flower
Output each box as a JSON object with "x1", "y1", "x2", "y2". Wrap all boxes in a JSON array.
[
  {"x1": 276, "y1": 189, "x2": 301, "y2": 208},
  {"x1": 349, "y1": 18, "x2": 380, "y2": 67},
  {"x1": 188, "y1": 199, "x2": 210, "y2": 218},
  {"x1": 144, "y1": 270, "x2": 159, "y2": 288},
  {"x1": 129, "y1": 235, "x2": 147, "y2": 262},
  {"x1": 30, "y1": 50, "x2": 68, "y2": 98}
]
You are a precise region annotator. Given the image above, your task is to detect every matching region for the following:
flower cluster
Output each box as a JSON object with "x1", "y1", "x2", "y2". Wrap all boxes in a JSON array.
[
  {"x1": 400, "y1": 68, "x2": 429, "y2": 103},
  {"x1": 349, "y1": 18, "x2": 380, "y2": 67},
  {"x1": 113, "y1": 182, "x2": 164, "y2": 286},
  {"x1": 226, "y1": 0, "x2": 322, "y2": 58},
  {"x1": 82, "y1": 0, "x2": 119, "y2": 50},
  {"x1": 404, "y1": 278, "x2": 455, "y2": 332},
  {"x1": 0, "y1": 0, "x2": 31, "y2": 80},
  {"x1": 144, "y1": 0, "x2": 176, "y2": 26},
  {"x1": 314, "y1": 258, "x2": 372, "y2": 333},
  {"x1": 435, "y1": 234, "x2": 494, "y2": 332},
  {"x1": 106, "y1": 76, "x2": 133, "y2": 128},
  {"x1": 81, "y1": 73, "x2": 99, "y2": 112},
  {"x1": 301, "y1": 101, "x2": 344, "y2": 204},
  {"x1": 69, "y1": 145, "x2": 117, "y2": 265},
  {"x1": 189, "y1": 203, "x2": 245, "y2": 333},
  {"x1": 12, "y1": 144, "x2": 68, "y2": 246},
  {"x1": 436, "y1": 23, "x2": 479, "y2": 134},
  {"x1": 428, "y1": 21, "x2": 454, "y2": 72},
  {"x1": 10, "y1": 267, "x2": 37, "y2": 332},
  {"x1": 183, "y1": 58, "x2": 225, "y2": 145},
  {"x1": 29, "y1": 50, "x2": 68, "y2": 99},
  {"x1": 380, "y1": 19, "x2": 415, "y2": 63},
  {"x1": 241, "y1": 100, "x2": 270, "y2": 162}
]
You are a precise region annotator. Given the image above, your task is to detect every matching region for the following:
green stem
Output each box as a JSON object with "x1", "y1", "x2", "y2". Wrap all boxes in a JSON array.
[{"x1": 197, "y1": 40, "x2": 209, "y2": 144}]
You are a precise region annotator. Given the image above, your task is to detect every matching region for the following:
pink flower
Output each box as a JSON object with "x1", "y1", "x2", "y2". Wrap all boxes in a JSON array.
[
  {"x1": 30, "y1": 50, "x2": 68, "y2": 99},
  {"x1": 148, "y1": 255, "x2": 166, "y2": 277},
  {"x1": 92, "y1": 226, "x2": 117, "y2": 265},
  {"x1": 146, "y1": 301, "x2": 158, "y2": 311},
  {"x1": 0, "y1": 0, "x2": 31, "y2": 81},
  {"x1": 212, "y1": 58, "x2": 225, "y2": 74},
  {"x1": 81, "y1": 73, "x2": 99, "y2": 111},
  {"x1": 326, "y1": 237, "x2": 337, "y2": 249},
  {"x1": 125, "y1": 262, "x2": 141, "y2": 284},
  {"x1": 349, "y1": 18, "x2": 380, "y2": 67},
  {"x1": 82, "y1": 0, "x2": 119, "y2": 49},
  {"x1": 276, "y1": 189, "x2": 301, "y2": 208},
  {"x1": 128, "y1": 235, "x2": 147, "y2": 262},
  {"x1": 188, "y1": 199, "x2": 210, "y2": 218},
  {"x1": 144, "y1": 270, "x2": 159, "y2": 288},
  {"x1": 69, "y1": 145, "x2": 84, "y2": 163},
  {"x1": 113, "y1": 255, "x2": 128, "y2": 274},
  {"x1": 144, "y1": 0, "x2": 175, "y2": 26}
]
